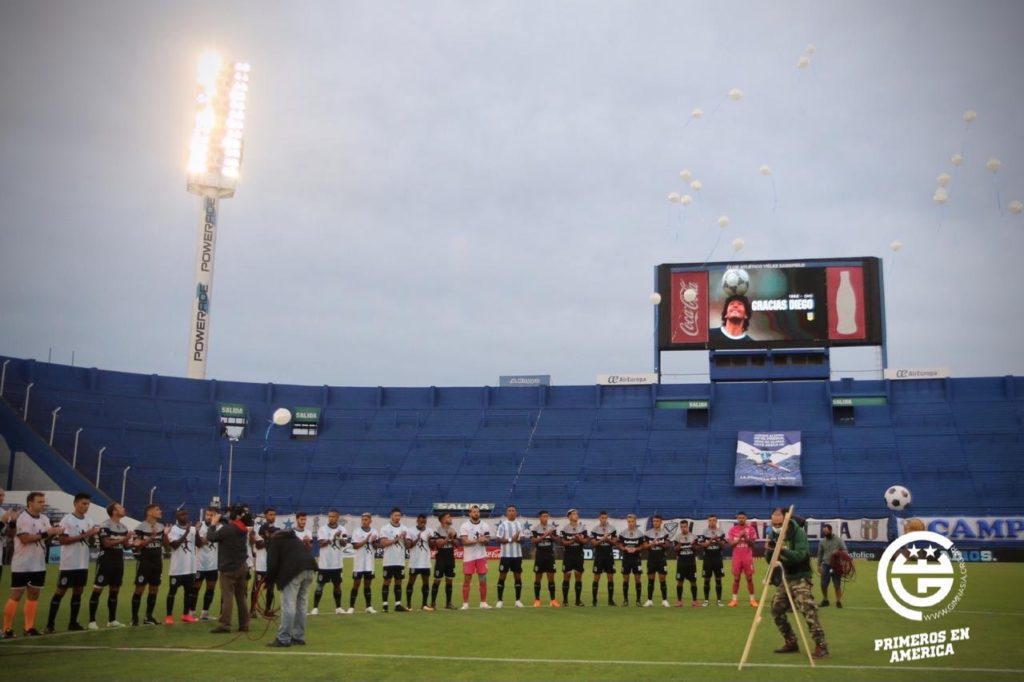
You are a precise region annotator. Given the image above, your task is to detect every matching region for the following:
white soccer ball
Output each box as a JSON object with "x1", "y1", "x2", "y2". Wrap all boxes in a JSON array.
[
  {"x1": 885, "y1": 485, "x2": 912, "y2": 510},
  {"x1": 721, "y1": 268, "x2": 750, "y2": 297}
]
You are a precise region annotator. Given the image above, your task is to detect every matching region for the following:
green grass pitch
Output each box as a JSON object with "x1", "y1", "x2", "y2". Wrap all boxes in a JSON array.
[{"x1": 1, "y1": 560, "x2": 1022, "y2": 681}]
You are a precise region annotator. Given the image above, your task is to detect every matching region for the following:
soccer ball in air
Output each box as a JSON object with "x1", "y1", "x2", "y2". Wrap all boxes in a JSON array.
[
  {"x1": 884, "y1": 485, "x2": 912, "y2": 510},
  {"x1": 721, "y1": 268, "x2": 750, "y2": 297}
]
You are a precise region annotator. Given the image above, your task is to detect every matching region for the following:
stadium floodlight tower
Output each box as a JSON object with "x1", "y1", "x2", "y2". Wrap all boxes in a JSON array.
[{"x1": 185, "y1": 51, "x2": 250, "y2": 379}]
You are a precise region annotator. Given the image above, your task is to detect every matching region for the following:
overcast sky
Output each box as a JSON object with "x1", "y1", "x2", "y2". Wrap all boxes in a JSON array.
[{"x1": 1, "y1": 1, "x2": 1022, "y2": 387}]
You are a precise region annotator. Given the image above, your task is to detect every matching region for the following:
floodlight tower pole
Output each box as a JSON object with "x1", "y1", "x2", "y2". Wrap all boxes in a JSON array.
[{"x1": 184, "y1": 52, "x2": 249, "y2": 380}]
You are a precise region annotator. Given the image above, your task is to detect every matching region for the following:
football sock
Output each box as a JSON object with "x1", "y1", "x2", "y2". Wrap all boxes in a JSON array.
[
  {"x1": 166, "y1": 584, "x2": 179, "y2": 616},
  {"x1": 592, "y1": 583, "x2": 599, "y2": 603},
  {"x1": 350, "y1": 587, "x2": 358, "y2": 609},
  {"x1": 574, "y1": 581, "x2": 582, "y2": 603},
  {"x1": 445, "y1": 583, "x2": 453, "y2": 606},
  {"x1": 715, "y1": 579, "x2": 723, "y2": 600},
  {"x1": 393, "y1": 582, "x2": 402, "y2": 605},
  {"x1": 131, "y1": 594, "x2": 141, "y2": 621},
  {"x1": 314, "y1": 585, "x2": 324, "y2": 607},
  {"x1": 420, "y1": 583, "x2": 428, "y2": 606},
  {"x1": 108, "y1": 594, "x2": 119, "y2": 622},
  {"x1": 514, "y1": 580, "x2": 522, "y2": 601},
  {"x1": 562, "y1": 581, "x2": 569, "y2": 603},
  {"x1": 703, "y1": 579, "x2": 711, "y2": 600},
  {"x1": 462, "y1": 582, "x2": 471, "y2": 603},
  {"x1": 47, "y1": 593, "x2": 62, "y2": 629},
  {"x1": 24, "y1": 600, "x2": 38, "y2": 630},
  {"x1": 677, "y1": 584, "x2": 683, "y2": 601},
  {"x1": 69, "y1": 595, "x2": 82, "y2": 625},
  {"x1": 622, "y1": 582, "x2": 629, "y2": 602},
  {"x1": 660, "y1": 581, "x2": 667, "y2": 600},
  {"x1": 363, "y1": 586, "x2": 372, "y2": 608},
  {"x1": 533, "y1": 581, "x2": 541, "y2": 600},
  {"x1": 146, "y1": 593, "x2": 156, "y2": 618},
  {"x1": 690, "y1": 582, "x2": 698, "y2": 600},
  {"x1": 335, "y1": 589, "x2": 344, "y2": 608},
  {"x1": 497, "y1": 580, "x2": 505, "y2": 601},
  {"x1": 647, "y1": 580, "x2": 654, "y2": 601},
  {"x1": 547, "y1": 581, "x2": 555, "y2": 600},
  {"x1": 381, "y1": 586, "x2": 390, "y2": 606},
  {"x1": 89, "y1": 592, "x2": 101, "y2": 622},
  {"x1": 3, "y1": 599, "x2": 18, "y2": 631}
]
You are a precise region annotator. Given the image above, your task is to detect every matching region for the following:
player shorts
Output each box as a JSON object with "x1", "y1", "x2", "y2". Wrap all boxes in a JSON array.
[
  {"x1": 169, "y1": 574, "x2": 194, "y2": 589},
  {"x1": 498, "y1": 557, "x2": 523, "y2": 574},
  {"x1": 94, "y1": 562, "x2": 125, "y2": 588},
  {"x1": 593, "y1": 555, "x2": 616, "y2": 574},
  {"x1": 675, "y1": 562, "x2": 697, "y2": 582},
  {"x1": 383, "y1": 565, "x2": 405, "y2": 580},
  {"x1": 646, "y1": 560, "x2": 668, "y2": 576},
  {"x1": 732, "y1": 555, "x2": 754, "y2": 577},
  {"x1": 317, "y1": 569, "x2": 343, "y2": 585},
  {"x1": 463, "y1": 557, "x2": 488, "y2": 576},
  {"x1": 353, "y1": 570, "x2": 375, "y2": 580},
  {"x1": 198, "y1": 569, "x2": 219, "y2": 582},
  {"x1": 409, "y1": 567, "x2": 430, "y2": 578},
  {"x1": 533, "y1": 555, "x2": 556, "y2": 574},
  {"x1": 702, "y1": 562, "x2": 724, "y2": 579},
  {"x1": 58, "y1": 568, "x2": 89, "y2": 589},
  {"x1": 135, "y1": 562, "x2": 162, "y2": 586},
  {"x1": 433, "y1": 560, "x2": 455, "y2": 579},
  {"x1": 562, "y1": 553, "x2": 584, "y2": 573},
  {"x1": 11, "y1": 571, "x2": 46, "y2": 589},
  {"x1": 622, "y1": 557, "x2": 643, "y2": 576}
]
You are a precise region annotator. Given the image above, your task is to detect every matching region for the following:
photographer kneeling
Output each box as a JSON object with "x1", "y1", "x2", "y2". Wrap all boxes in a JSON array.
[
  {"x1": 266, "y1": 526, "x2": 318, "y2": 647},
  {"x1": 207, "y1": 505, "x2": 252, "y2": 633}
]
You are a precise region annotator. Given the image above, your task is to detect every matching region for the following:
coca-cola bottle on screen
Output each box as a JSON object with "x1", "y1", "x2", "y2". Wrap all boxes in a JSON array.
[{"x1": 835, "y1": 270, "x2": 857, "y2": 335}]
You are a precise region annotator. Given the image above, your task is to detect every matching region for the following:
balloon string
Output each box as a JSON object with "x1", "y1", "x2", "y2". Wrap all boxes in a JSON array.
[
  {"x1": 702, "y1": 229, "x2": 722, "y2": 267},
  {"x1": 993, "y1": 177, "x2": 1003, "y2": 215},
  {"x1": 709, "y1": 93, "x2": 727, "y2": 117},
  {"x1": 770, "y1": 177, "x2": 778, "y2": 213}
]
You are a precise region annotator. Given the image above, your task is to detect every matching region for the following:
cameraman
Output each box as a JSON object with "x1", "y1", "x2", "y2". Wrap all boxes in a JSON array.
[{"x1": 207, "y1": 505, "x2": 252, "y2": 634}]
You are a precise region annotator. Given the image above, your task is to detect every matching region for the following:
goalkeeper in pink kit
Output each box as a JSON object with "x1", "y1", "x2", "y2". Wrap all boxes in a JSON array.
[{"x1": 727, "y1": 511, "x2": 758, "y2": 608}]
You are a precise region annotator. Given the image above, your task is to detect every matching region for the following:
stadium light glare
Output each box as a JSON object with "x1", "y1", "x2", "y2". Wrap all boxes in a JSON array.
[{"x1": 184, "y1": 51, "x2": 250, "y2": 380}]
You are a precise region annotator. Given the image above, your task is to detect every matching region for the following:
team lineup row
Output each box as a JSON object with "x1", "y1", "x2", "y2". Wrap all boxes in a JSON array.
[{"x1": 3, "y1": 493, "x2": 844, "y2": 659}]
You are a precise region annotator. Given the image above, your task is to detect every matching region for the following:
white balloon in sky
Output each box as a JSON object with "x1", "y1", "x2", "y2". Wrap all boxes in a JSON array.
[
  {"x1": 682, "y1": 288, "x2": 698, "y2": 303},
  {"x1": 680, "y1": 194, "x2": 693, "y2": 206},
  {"x1": 937, "y1": 173, "x2": 951, "y2": 188},
  {"x1": 718, "y1": 215, "x2": 730, "y2": 228},
  {"x1": 986, "y1": 157, "x2": 1002, "y2": 173},
  {"x1": 728, "y1": 88, "x2": 744, "y2": 101},
  {"x1": 690, "y1": 180, "x2": 703, "y2": 191},
  {"x1": 951, "y1": 153, "x2": 964, "y2": 167},
  {"x1": 679, "y1": 169, "x2": 692, "y2": 181},
  {"x1": 933, "y1": 187, "x2": 949, "y2": 204},
  {"x1": 759, "y1": 164, "x2": 772, "y2": 176},
  {"x1": 963, "y1": 109, "x2": 977, "y2": 124},
  {"x1": 272, "y1": 408, "x2": 292, "y2": 426},
  {"x1": 805, "y1": 43, "x2": 817, "y2": 54},
  {"x1": 731, "y1": 237, "x2": 745, "y2": 252},
  {"x1": 797, "y1": 55, "x2": 810, "y2": 69},
  {"x1": 649, "y1": 293, "x2": 662, "y2": 305},
  {"x1": 1009, "y1": 200, "x2": 1024, "y2": 215},
  {"x1": 668, "y1": 191, "x2": 681, "y2": 203},
  {"x1": 889, "y1": 240, "x2": 903, "y2": 252},
  {"x1": 691, "y1": 108, "x2": 704, "y2": 119}
]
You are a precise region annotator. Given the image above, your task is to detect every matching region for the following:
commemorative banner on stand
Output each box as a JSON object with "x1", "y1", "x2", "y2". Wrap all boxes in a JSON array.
[{"x1": 735, "y1": 431, "x2": 803, "y2": 487}]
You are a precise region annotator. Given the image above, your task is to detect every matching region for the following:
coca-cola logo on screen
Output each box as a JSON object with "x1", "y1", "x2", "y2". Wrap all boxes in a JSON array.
[{"x1": 678, "y1": 281, "x2": 700, "y2": 337}]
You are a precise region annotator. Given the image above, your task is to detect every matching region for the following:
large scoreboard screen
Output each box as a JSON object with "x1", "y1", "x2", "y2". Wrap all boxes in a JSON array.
[{"x1": 656, "y1": 257, "x2": 884, "y2": 350}]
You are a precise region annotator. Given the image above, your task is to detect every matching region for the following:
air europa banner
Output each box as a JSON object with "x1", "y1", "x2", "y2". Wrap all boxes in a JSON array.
[{"x1": 735, "y1": 431, "x2": 803, "y2": 487}]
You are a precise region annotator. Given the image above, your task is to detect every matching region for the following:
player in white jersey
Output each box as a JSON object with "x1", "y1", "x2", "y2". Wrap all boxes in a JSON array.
[
  {"x1": 251, "y1": 508, "x2": 279, "y2": 615},
  {"x1": 405, "y1": 514, "x2": 433, "y2": 611},
  {"x1": 459, "y1": 504, "x2": 493, "y2": 609},
  {"x1": 163, "y1": 508, "x2": 198, "y2": 624},
  {"x1": 379, "y1": 508, "x2": 414, "y2": 613},
  {"x1": 3, "y1": 492, "x2": 61, "y2": 638},
  {"x1": 294, "y1": 512, "x2": 314, "y2": 548},
  {"x1": 348, "y1": 513, "x2": 378, "y2": 614},
  {"x1": 312, "y1": 510, "x2": 348, "y2": 615},
  {"x1": 495, "y1": 504, "x2": 527, "y2": 608},
  {"x1": 195, "y1": 507, "x2": 219, "y2": 620},
  {"x1": 0, "y1": 487, "x2": 16, "y2": 585},
  {"x1": 44, "y1": 493, "x2": 99, "y2": 633}
]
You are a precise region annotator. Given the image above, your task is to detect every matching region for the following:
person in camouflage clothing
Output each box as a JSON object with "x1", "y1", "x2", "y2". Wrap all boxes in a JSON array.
[{"x1": 765, "y1": 508, "x2": 829, "y2": 659}]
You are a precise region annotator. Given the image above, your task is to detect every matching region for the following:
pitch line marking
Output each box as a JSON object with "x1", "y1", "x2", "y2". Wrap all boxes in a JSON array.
[
  {"x1": 2, "y1": 643, "x2": 1022, "y2": 675},
  {"x1": 843, "y1": 607, "x2": 1024, "y2": 618}
]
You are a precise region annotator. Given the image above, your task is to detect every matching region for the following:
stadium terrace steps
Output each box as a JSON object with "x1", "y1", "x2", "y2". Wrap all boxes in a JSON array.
[{"x1": 1, "y1": 356, "x2": 1021, "y2": 518}]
